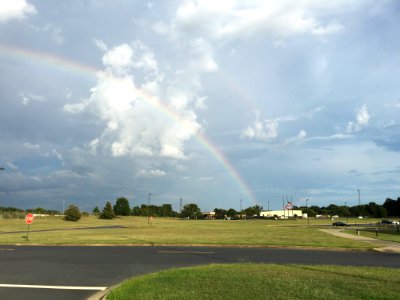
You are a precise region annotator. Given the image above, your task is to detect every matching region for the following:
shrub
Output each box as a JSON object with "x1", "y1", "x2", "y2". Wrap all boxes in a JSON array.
[
  {"x1": 64, "y1": 205, "x2": 81, "y2": 221},
  {"x1": 113, "y1": 197, "x2": 131, "y2": 216},
  {"x1": 100, "y1": 201, "x2": 115, "y2": 219}
]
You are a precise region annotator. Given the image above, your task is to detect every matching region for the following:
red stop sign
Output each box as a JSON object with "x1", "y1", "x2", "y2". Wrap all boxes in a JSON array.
[{"x1": 25, "y1": 213, "x2": 34, "y2": 225}]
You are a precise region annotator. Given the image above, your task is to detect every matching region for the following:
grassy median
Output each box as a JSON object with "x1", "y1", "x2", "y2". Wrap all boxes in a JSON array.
[
  {"x1": 0, "y1": 216, "x2": 376, "y2": 249},
  {"x1": 107, "y1": 263, "x2": 400, "y2": 300}
]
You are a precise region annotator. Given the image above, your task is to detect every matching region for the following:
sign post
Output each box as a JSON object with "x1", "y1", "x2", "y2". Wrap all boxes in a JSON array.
[{"x1": 25, "y1": 213, "x2": 34, "y2": 240}]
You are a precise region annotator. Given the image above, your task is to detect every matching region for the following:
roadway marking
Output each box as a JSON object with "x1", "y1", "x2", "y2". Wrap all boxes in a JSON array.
[
  {"x1": 0, "y1": 248, "x2": 14, "y2": 251},
  {"x1": 0, "y1": 284, "x2": 107, "y2": 291},
  {"x1": 158, "y1": 250, "x2": 214, "y2": 254}
]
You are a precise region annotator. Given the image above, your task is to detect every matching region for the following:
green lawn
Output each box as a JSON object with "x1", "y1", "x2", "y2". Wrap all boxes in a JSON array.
[
  {"x1": 0, "y1": 216, "x2": 374, "y2": 249},
  {"x1": 345, "y1": 225, "x2": 400, "y2": 243},
  {"x1": 107, "y1": 263, "x2": 400, "y2": 300}
]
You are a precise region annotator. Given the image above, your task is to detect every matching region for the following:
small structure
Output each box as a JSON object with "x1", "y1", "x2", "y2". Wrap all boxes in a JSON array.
[
  {"x1": 202, "y1": 211, "x2": 216, "y2": 220},
  {"x1": 260, "y1": 210, "x2": 303, "y2": 219}
]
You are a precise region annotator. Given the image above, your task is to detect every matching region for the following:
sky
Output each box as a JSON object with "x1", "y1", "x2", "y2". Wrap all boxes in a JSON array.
[{"x1": 1, "y1": 0, "x2": 400, "y2": 212}]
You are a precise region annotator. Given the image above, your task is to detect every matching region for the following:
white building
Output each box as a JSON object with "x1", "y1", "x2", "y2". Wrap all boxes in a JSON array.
[{"x1": 260, "y1": 210, "x2": 303, "y2": 219}]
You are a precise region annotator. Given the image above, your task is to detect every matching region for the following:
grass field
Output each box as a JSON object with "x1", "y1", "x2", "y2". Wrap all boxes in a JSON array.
[
  {"x1": 107, "y1": 263, "x2": 400, "y2": 300},
  {"x1": 345, "y1": 225, "x2": 400, "y2": 243},
  {"x1": 0, "y1": 216, "x2": 376, "y2": 249}
]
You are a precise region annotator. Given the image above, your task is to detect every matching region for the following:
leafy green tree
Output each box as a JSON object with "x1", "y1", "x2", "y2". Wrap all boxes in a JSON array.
[
  {"x1": 64, "y1": 204, "x2": 81, "y2": 221},
  {"x1": 366, "y1": 202, "x2": 387, "y2": 218},
  {"x1": 160, "y1": 204, "x2": 173, "y2": 217},
  {"x1": 244, "y1": 205, "x2": 263, "y2": 217},
  {"x1": 100, "y1": 202, "x2": 115, "y2": 219},
  {"x1": 131, "y1": 206, "x2": 141, "y2": 216},
  {"x1": 227, "y1": 208, "x2": 237, "y2": 218},
  {"x1": 34, "y1": 207, "x2": 46, "y2": 214},
  {"x1": 350, "y1": 205, "x2": 369, "y2": 217},
  {"x1": 92, "y1": 206, "x2": 100, "y2": 215},
  {"x1": 214, "y1": 208, "x2": 228, "y2": 219},
  {"x1": 300, "y1": 207, "x2": 316, "y2": 217},
  {"x1": 113, "y1": 197, "x2": 131, "y2": 216},
  {"x1": 181, "y1": 203, "x2": 202, "y2": 219},
  {"x1": 383, "y1": 198, "x2": 400, "y2": 217}
]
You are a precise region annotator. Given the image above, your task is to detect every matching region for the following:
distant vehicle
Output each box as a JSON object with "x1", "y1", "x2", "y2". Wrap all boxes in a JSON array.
[
  {"x1": 381, "y1": 220, "x2": 400, "y2": 225},
  {"x1": 332, "y1": 221, "x2": 350, "y2": 227}
]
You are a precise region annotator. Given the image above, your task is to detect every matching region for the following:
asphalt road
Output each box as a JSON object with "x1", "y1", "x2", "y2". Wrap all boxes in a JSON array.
[{"x1": 1, "y1": 245, "x2": 399, "y2": 300}]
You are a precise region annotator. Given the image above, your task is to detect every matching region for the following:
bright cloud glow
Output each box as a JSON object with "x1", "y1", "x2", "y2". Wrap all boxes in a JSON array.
[
  {"x1": 0, "y1": 0, "x2": 36, "y2": 22},
  {"x1": 136, "y1": 169, "x2": 166, "y2": 178},
  {"x1": 347, "y1": 105, "x2": 370, "y2": 133},
  {"x1": 65, "y1": 43, "x2": 202, "y2": 159},
  {"x1": 242, "y1": 114, "x2": 278, "y2": 141}
]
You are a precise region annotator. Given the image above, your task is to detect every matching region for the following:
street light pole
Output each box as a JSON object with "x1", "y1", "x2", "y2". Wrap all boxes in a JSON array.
[{"x1": 147, "y1": 193, "x2": 152, "y2": 224}]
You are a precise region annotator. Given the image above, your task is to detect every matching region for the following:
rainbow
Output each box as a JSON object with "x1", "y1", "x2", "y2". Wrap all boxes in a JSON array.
[{"x1": 0, "y1": 43, "x2": 258, "y2": 205}]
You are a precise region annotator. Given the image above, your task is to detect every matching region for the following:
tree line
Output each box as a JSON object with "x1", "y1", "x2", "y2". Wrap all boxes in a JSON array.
[
  {"x1": 298, "y1": 198, "x2": 400, "y2": 218},
  {"x1": 3, "y1": 196, "x2": 400, "y2": 222}
]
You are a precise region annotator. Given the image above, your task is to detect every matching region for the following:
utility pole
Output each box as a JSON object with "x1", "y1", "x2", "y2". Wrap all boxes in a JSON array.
[
  {"x1": 147, "y1": 193, "x2": 152, "y2": 224},
  {"x1": 282, "y1": 196, "x2": 285, "y2": 219},
  {"x1": 0, "y1": 167, "x2": 4, "y2": 215},
  {"x1": 267, "y1": 200, "x2": 270, "y2": 211}
]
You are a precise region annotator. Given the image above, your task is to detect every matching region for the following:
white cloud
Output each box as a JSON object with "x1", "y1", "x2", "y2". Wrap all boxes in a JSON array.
[
  {"x1": 346, "y1": 105, "x2": 370, "y2": 133},
  {"x1": 285, "y1": 130, "x2": 307, "y2": 144},
  {"x1": 23, "y1": 142, "x2": 40, "y2": 150},
  {"x1": 6, "y1": 161, "x2": 18, "y2": 170},
  {"x1": 297, "y1": 130, "x2": 307, "y2": 139},
  {"x1": 43, "y1": 23, "x2": 64, "y2": 45},
  {"x1": 188, "y1": 37, "x2": 218, "y2": 72},
  {"x1": 242, "y1": 107, "x2": 325, "y2": 143},
  {"x1": 198, "y1": 176, "x2": 213, "y2": 181},
  {"x1": 242, "y1": 113, "x2": 278, "y2": 141},
  {"x1": 17, "y1": 91, "x2": 46, "y2": 106},
  {"x1": 51, "y1": 149, "x2": 64, "y2": 162},
  {"x1": 65, "y1": 91, "x2": 72, "y2": 99},
  {"x1": 0, "y1": 0, "x2": 36, "y2": 23},
  {"x1": 136, "y1": 169, "x2": 166, "y2": 178},
  {"x1": 93, "y1": 39, "x2": 108, "y2": 52},
  {"x1": 311, "y1": 21, "x2": 343, "y2": 35},
  {"x1": 384, "y1": 100, "x2": 400, "y2": 109},
  {"x1": 307, "y1": 133, "x2": 352, "y2": 141},
  {"x1": 277, "y1": 106, "x2": 325, "y2": 122},
  {"x1": 102, "y1": 44, "x2": 134, "y2": 75},
  {"x1": 170, "y1": 0, "x2": 367, "y2": 42},
  {"x1": 382, "y1": 120, "x2": 396, "y2": 129},
  {"x1": 63, "y1": 101, "x2": 88, "y2": 114},
  {"x1": 65, "y1": 42, "x2": 202, "y2": 159}
]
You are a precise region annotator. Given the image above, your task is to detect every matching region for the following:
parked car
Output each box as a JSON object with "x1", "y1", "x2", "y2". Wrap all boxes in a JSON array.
[
  {"x1": 332, "y1": 221, "x2": 350, "y2": 226},
  {"x1": 380, "y1": 219, "x2": 397, "y2": 225}
]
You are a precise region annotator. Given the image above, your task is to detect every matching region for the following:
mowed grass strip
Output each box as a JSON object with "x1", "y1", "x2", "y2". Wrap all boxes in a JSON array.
[
  {"x1": 107, "y1": 263, "x2": 400, "y2": 300},
  {"x1": 0, "y1": 216, "x2": 371, "y2": 249},
  {"x1": 345, "y1": 227, "x2": 400, "y2": 243}
]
